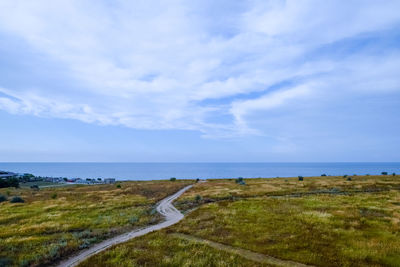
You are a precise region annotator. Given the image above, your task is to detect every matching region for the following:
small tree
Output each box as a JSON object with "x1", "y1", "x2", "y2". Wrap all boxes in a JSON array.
[
  {"x1": 298, "y1": 176, "x2": 304, "y2": 181},
  {"x1": 392, "y1": 173, "x2": 396, "y2": 176},
  {"x1": 343, "y1": 175, "x2": 348, "y2": 178},
  {"x1": 196, "y1": 178, "x2": 200, "y2": 183},
  {"x1": 382, "y1": 172, "x2": 388, "y2": 175},
  {"x1": 321, "y1": 174, "x2": 327, "y2": 176},
  {"x1": 116, "y1": 184, "x2": 122, "y2": 188},
  {"x1": 10, "y1": 196, "x2": 24, "y2": 203},
  {"x1": 63, "y1": 178, "x2": 68, "y2": 182},
  {"x1": 51, "y1": 193, "x2": 57, "y2": 199},
  {"x1": 170, "y1": 177, "x2": 177, "y2": 182},
  {"x1": 347, "y1": 177, "x2": 352, "y2": 181}
]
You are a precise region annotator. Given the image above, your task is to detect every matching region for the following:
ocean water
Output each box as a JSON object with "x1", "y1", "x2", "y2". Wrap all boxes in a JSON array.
[{"x1": 0, "y1": 162, "x2": 399, "y2": 180}]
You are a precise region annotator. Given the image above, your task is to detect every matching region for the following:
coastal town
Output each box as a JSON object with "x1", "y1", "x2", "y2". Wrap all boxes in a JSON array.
[{"x1": 0, "y1": 170, "x2": 116, "y2": 188}]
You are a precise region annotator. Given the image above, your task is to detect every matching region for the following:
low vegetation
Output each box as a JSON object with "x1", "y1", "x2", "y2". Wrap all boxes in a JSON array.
[
  {"x1": 0, "y1": 180, "x2": 191, "y2": 266},
  {"x1": 81, "y1": 175, "x2": 400, "y2": 267},
  {"x1": 79, "y1": 231, "x2": 260, "y2": 267},
  {"x1": 175, "y1": 175, "x2": 400, "y2": 211},
  {"x1": 0, "y1": 178, "x2": 19, "y2": 189},
  {"x1": 174, "y1": 192, "x2": 400, "y2": 266}
]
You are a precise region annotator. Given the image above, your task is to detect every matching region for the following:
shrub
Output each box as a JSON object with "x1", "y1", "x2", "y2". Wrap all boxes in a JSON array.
[
  {"x1": 170, "y1": 177, "x2": 177, "y2": 181},
  {"x1": 298, "y1": 176, "x2": 304, "y2": 181},
  {"x1": 10, "y1": 196, "x2": 24, "y2": 203},
  {"x1": 343, "y1": 175, "x2": 348, "y2": 178},
  {"x1": 0, "y1": 177, "x2": 19, "y2": 188},
  {"x1": 195, "y1": 195, "x2": 203, "y2": 202},
  {"x1": 0, "y1": 258, "x2": 12, "y2": 266},
  {"x1": 30, "y1": 184, "x2": 39, "y2": 190},
  {"x1": 51, "y1": 193, "x2": 57, "y2": 199},
  {"x1": 381, "y1": 172, "x2": 388, "y2": 175},
  {"x1": 321, "y1": 174, "x2": 327, "y2": 176},
  {"x1": 129, "y1": 216, "x2": 139, "y2": 224},
  {"x1": 347, "y1": 177, "x2": 352, "y2": 181},
  {"x1": 0, "y1": 194, "x2": 7, "y2": 203},
  {"x1": 116, "y1": 184, "x2": 121, "y2": 188},
  {"x1": 196, "y1": 178, "x2": 200, "y2": 183},
  {"x1": 393, "y1": 173, "x2": 396, "y2": 176},
  {"x1": 235, "y1": 177, "x2": 246, "y2": 185}
]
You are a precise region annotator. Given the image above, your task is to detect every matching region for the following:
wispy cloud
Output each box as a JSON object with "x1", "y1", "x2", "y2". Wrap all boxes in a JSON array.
[{"x1": 0, "y1": 0, "x2": 399, "y2": 139}]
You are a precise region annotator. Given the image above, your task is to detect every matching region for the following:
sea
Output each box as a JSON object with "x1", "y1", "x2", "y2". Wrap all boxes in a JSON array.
[{"x1": 0, "y1": 162, "x2": 399, "y2": 180}]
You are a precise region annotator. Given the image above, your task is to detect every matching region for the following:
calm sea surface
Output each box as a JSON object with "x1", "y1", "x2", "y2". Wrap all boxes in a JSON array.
[{"x1": 0, "y1": 162, "x2": 399, "y2": 180}]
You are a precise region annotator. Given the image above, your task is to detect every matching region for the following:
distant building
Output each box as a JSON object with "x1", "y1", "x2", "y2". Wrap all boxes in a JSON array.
[
  {"x1": 104, "y1": 178, "x2": 116, "y2": 184},
  {"x1": 0, "y1": 171, "x2": 17, "y2": 179}
]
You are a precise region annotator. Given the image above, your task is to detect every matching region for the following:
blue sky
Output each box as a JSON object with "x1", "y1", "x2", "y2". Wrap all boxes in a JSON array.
[{"x1": 0, "y1": 0, "x2": 399, "y2": 162}]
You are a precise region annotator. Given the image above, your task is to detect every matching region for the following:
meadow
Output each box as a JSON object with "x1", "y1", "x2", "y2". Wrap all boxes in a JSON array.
[
  {"x1": 0, "y1": 180, "x2": 191, "y2": 266},
  {"x1": 80, "y1": 175, "x2": 400, "y2": 267}
]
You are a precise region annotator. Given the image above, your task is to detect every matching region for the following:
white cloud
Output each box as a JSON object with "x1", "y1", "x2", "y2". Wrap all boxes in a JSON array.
[{"x1": 0, "y1": 0, "x2": 399, "y2": 138}]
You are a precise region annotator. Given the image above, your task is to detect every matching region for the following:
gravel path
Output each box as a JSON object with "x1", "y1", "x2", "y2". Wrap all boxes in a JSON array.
[{"x1": 57, "y1": 184, "x2": 193, "y2": 267}]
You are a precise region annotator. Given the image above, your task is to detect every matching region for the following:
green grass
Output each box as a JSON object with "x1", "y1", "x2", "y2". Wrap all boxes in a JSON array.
[
  {"x1": 19, "y1": 181, "x2": 61, "y2": 188},
  {"x1": 78, "y1": 231, "x2": 266, "y2": 267},
  {"x1": 0, "y1": 180, "x2": 191, "y2": 266},
  {"x1": 175, "y1": 175, "x2": 400, "y2": 211},
  {"x1": 80, "y1": 176, "x2": 400, "y2": 267},
  {"x1": 173, "y1": 191, "x2": 400, "y2": 266}
]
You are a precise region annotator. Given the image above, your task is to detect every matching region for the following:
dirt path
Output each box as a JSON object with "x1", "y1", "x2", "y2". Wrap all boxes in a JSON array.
[
  {"x1": 170, "y1": 233, "x2": 314, "y2": 267},
  {"x1": 57, "y1": 184, "x2": 193, "y2": 267}
]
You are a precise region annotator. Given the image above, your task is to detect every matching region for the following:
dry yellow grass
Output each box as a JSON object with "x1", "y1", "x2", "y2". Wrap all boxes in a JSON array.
[{"x1": 0, "y1": 180, "x2": 191, "y2": 266}]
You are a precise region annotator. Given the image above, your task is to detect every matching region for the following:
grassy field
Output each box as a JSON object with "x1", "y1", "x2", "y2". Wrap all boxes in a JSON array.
[
  {"x1": 0, "y1": 180, "x2": 191, "y2": 266},
  {"x1": 80, "y1": 175, "x2": 400, "y2": 267},
  {"x1": 79, "y1": 231, "x2": 262, "y2": 267}
]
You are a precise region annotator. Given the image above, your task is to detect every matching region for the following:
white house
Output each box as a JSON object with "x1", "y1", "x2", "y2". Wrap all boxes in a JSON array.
[{"x1": 104, "y1": 178, "x2": 116, "y2": 184}]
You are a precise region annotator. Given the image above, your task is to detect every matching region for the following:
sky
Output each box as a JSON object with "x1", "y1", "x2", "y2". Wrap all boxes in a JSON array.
[{"x1": 0, "y1": 0, "x2": 399, "y2": 162}]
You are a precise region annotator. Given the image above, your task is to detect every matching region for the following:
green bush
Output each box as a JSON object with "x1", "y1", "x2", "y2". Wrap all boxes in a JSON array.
[
  {"x1": 382, "y1": 172, "x2": 388, "y2": 175},
  {"x1": 321, "y1": 174, "x2": 327, "y2": 176},
  {"x1": 51, "y1": 193, "x2": 57, "y2": 199},
  {"x1": 170, "y1": 177, "x2": 177, "y2": 181},
  {"x1": 195, "y1": 195, "x2": 203, "y2": 202},
  {"x1": 116, "y1": 184, "x2": 121, "y2": 188},
  {"x1": 393, "y1": 173, "x2": 396, "y2": 176},
  {"x1": 343, "y1": 175, "x2": 348, "y2": 178},
  {"x1": 298, "y1": 176, "x2": 304, "y2": 181},
  {"x1": 10, "y1": 196, "x2": 24, "y2": 203},
  {"x1": 0, "y1": 194, "x2": 7, "y2": 202},
  {"x1": 347, "y1": 177, "x2": 352, "y2": 181},
  {"x1": 0, "y1": 177, "x2": 19, "y2": 188},
  {"x1": 129, "y1": 216, "x2": 139, "y2": 224},
  {"x1": 235, "y1": 177, "x2": 246, "y2": 185},
  {"x1": 0, "y1": 258, "x2": 12, "y2": 266},
  {"x1": 30, "y1": 184, "x2": 39, "y2": 190}
]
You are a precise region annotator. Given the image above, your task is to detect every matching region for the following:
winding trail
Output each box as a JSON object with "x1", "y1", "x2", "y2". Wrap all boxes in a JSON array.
[
  {"x1": 58, "y1": 184, "x2": 193, "y2": 267},
  {"x1": 170, "y1": 233, "x2": 313, "y2": 267}
]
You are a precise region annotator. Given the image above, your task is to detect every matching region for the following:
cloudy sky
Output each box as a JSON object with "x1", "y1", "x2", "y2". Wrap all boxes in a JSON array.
[{"x1": 0, "y1": 0, "x2": 399, "y2": 162}]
